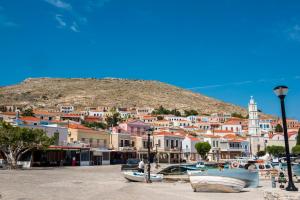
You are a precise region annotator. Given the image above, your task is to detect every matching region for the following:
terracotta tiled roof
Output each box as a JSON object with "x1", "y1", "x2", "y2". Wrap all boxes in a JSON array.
[
  {"x1": 20, "y1": 116, "x2": 40, "y2": 122},
  {"x1": 62, "y1": 114, "x2": 81, "y2": 117},
  {"x1": 187, "y1": 136, "x2": 202, "y2": 141},
  {"x1": 1, "y1": 112, "x2": 17, "y2": 116},
  {"x1": 67, "y1": 124, "x2": 92, "y2": 130},
  {"x1": 154, "y1": 131, "x2": 184, "y2": 138},
  {"x1": 213, "y1": 130, "x2": 234, "y2": 133},
  {"x1": 223, "y1": 134, "x2": 237, "y2": 139},
  {"x1": 202, "y1": 134, "x2": 221, "y2": 138}
]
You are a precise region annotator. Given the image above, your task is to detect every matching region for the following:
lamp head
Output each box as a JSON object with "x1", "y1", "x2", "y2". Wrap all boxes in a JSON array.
[{"x1": 273, "y1": 85, "x2": 288, "y2": 98}]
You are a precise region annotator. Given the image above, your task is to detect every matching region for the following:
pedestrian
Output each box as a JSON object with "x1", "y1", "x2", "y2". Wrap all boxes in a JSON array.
[{"x1": 138, "y1": 159, "x2": 145, "y2": 173}]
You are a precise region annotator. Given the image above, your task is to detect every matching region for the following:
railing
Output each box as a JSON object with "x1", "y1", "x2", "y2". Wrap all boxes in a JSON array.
[{"x1": 118, "y1": 147, "x2": 136, "y2": 151}]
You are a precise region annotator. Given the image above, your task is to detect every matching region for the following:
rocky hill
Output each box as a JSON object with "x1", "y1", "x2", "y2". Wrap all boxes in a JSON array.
[{"x1": 0, "y1": 78, "x2": 248, "y2": 115}]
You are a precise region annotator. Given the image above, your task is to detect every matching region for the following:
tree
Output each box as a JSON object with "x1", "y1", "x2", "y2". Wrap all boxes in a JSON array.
[
  {"x1": 82, "y1": 121, "x2": 107, "y2": 130},
  {"x1": 184, "y1": 109, "x2": 199, "y2": 117},
  {"x1": 231, "y1": 112, "x2": 246, "y2": 119},
  {"x1": 292, "y1": 145, "x2": 300, "y2": 155},
  {"x1": 0, "y1": 122, "x2": 54, "y2": 169},
  {"x1": 256, "y1": 151, "x2": 266, "y2": 157},
  {"x1": 296, "y1": 128, "x2": 300, "y2": 145},
  {"x1": 266, "y1": 145, "x2": 285, "y2": 157},
  {"x1": 106, "y1": 113, "x2": 121, "y2": 128},
  {"x1": 195, "y1": 142, "x2": 211, "y2": 160},
  {"x1": 152, "y1": 106, "x2": 171, "y2": 115},
  {"x1": 22, "y1": 108, "x2": 35, "y2": 117},
  {"x1": 170, "y1": 109, "x2": 181, "y2": 116},
  {"x1": 275, "y1": 124, "x2": 283, "y2": 133}
]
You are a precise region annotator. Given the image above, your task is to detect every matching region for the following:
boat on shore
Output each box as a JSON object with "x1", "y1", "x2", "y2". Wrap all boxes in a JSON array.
[
  {"x1": 190, "y1": 176, "x2": 246, "y2": 193},
  {"x1": 123, "y1": 171, "x2": 163, "y2": 182},
  {"x1": 188, "y1": 168, "x2": 259, "y2": 188}
]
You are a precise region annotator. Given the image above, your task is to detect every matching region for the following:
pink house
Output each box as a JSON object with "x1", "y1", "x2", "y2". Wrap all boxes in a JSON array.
[{"x1": 114, "y1": 120, "x2": 151, "y2": 135}]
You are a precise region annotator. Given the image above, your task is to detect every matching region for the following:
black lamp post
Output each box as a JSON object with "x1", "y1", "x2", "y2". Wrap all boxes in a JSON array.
[
  {"x1": 273, "y1": 85, "x2": 298, "y2": 191},
  {"x1": 155, "y1": 144, "x2": 159, "y2": 169},
  {"x1": 146, "y1": 128, "x2": 153, "y2": 183}
]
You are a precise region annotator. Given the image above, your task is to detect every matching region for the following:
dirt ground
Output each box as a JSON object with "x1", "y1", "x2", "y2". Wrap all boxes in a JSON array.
[{"x1": 0, "y1": 165, "x2": 297, "y2": 200}]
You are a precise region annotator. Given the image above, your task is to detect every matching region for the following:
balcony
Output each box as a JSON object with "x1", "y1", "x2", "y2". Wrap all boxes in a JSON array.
[{"x1": 118, "y1": 146, "x2": 136, "y2": 151}]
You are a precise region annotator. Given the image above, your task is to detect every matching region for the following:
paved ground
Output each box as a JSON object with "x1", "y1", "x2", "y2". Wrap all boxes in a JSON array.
[{"x1": 0, "y1": 165, "x2": 299, "y2": 200}]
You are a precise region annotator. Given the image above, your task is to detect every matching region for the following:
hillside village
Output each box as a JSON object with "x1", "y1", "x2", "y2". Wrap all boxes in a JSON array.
[{"x1": 0, "y1": 96, "x2": 299, "y2": 167}]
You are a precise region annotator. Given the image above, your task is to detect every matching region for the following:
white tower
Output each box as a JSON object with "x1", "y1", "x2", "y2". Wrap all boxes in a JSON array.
[{"x1": 248, "y1": 96, "x2": 260, "y2": 136}]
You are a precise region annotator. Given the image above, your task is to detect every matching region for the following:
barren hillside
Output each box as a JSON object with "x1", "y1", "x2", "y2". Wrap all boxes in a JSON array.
[{"x1": 0, "y1": 78, "x2": 248, "y2": 115}]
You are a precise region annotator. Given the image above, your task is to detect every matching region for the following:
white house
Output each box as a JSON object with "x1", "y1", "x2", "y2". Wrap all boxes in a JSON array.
[
  {"x1": 173, "y1": 120, "x2": 192, "y2": 128},
  {"x1": 182, "y1": 136, "x2": 202, "y2": 162},
  {"x1": 88, "y1": 111, "x2": 106, "y2": 118},
  {"x1": 60, "y1": 105, "x2": 74, "y2": 113},
  {"x1": 221, "y1": 121, "x2": 243, "y2": 135}
]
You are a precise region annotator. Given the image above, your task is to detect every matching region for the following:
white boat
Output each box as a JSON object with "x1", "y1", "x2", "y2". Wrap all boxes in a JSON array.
[
  {"x1": 187, "y1": 168, "x2": 259, "y2": 188},
  {"x1": 190, "y1": 176, "x2": 246, "y2": 193},
  {"x1": 123, "y1": 171, "x2": 163, "y2": 182}
]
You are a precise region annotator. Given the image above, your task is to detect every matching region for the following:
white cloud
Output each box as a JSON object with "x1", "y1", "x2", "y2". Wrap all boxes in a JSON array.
[
  {"x1": 55, "y1": 14, "x2": 66, "y2": 27},
  {"x1": 44, "y1": 0, "x2": 72, "y2": 10},
  {"x1": 70, "y1": 21, "x2": 79, "y2": 32}
]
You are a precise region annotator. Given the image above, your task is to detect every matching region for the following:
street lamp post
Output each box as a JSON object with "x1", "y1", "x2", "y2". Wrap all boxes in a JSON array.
[
  {"x1": 273, "y1": 85, "x2": 298, "y2": 191},
  {"x1": 155, "y1": 143, "x2": 159, "y2": 169},
  {"x1": 146, "y1": 128, "x2": 153, "y2": 183}
]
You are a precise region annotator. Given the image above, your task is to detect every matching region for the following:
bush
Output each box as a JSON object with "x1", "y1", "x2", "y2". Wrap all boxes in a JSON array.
[
  {"x1": 292, "y1": 145, "x2": 300, "y2": 155},
  {"x1": 256, "y1": 151, "x2": 266, "y2": 157}
]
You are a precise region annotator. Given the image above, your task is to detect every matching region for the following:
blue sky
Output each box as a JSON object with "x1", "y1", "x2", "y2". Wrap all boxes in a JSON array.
[{"x1": 0, "y1": 0, "x2": 299, "y2": 119}]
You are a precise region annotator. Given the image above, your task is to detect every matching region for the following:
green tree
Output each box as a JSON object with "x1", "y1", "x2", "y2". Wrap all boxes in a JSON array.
[
  {"x1": 292, "y1": 145, "x2": 300, "y2": 155},
  {"x1": 195, "y1": 142, "x2": 211, "y2": 160},
  {"x1": 256, "y1": 151, "x2": 266, "y2": 157},
  {"x1": 275, "y1": 124, "x2": 283, "y2": 133},
  {"x1": 266, "y1": 145, "x2": 285, "y2": 157},
  {"x1": 22, "y1": 108, "x2": 35, "y2": 117},
  {"x1": 296, "y1": 128, "x2": 300, "y2": 145},
  {"x1": 170, "y1": 109, "x2": 181, "y2": 116},
  {"x1": 0, "y1": 122, "x2": 54, "y2": 169},
  {"x1": 231, "y1": 112, "x2": 246, "y2": 119},
  {"x1": 184, "y1": 109, "x2": 199, "y2": 117},
  {"x1": 106, "y1": 113, "x2": 121, "y2": 128},
  {"x1": 82, "y1": 121, "x2": 107, "y2": 130},
  {"x1": 152, "y1": 106, "x2": 171, "y2": 115}
]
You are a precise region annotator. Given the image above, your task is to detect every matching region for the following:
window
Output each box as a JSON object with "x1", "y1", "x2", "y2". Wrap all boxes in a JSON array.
[
  {"x1": 171, "y1": 140, "x2": 174, "y2": 148},
  {"x1": 213, "y1": 141, "x2": 215, "y2": 147},
  {"x1": 216, "y1": 141, "x2": 219, "y2": 147},
  {"x1": 89, "y1": 138, "x2": 93, "y2": 144},
  {"x1": 120, "y1": 140, "x2": 124, "y2": 147},
  {"x1": 158, "y1": 139, "x2": 161, "y2": 147},
  {"x1": 124, "y1": 140, "x2": 130, "y2": 147},
  {"x1": 81, "y1": 138, "x2": 85, "y2": 142},
  {"x1": 175, "y1": 140, "x2": 178, "y2": 147},
  {"x1": 166, "y1": 140, "x2": 169, "y2": 147}
]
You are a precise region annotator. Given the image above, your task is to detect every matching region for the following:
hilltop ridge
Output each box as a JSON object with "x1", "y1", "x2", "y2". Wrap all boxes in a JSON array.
[{"x1": 0, "y1": 78, "x2": 248, "y2": 115}]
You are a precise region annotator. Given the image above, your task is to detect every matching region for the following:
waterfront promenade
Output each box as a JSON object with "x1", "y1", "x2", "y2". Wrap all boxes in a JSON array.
[{"x1": 2, "y1": 165, "x2": 298, "y2": 200}]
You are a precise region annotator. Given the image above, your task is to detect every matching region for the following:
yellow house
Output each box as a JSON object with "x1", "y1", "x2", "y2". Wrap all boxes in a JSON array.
[{"x1": 68, "y1": 124, "x2": 110, "y2": 149}]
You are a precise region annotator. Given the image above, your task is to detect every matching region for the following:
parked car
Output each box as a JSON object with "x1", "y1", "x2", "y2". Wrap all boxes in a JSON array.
[{"x1": 121, "y1": 159, "x2": 140, "y2": 171}]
